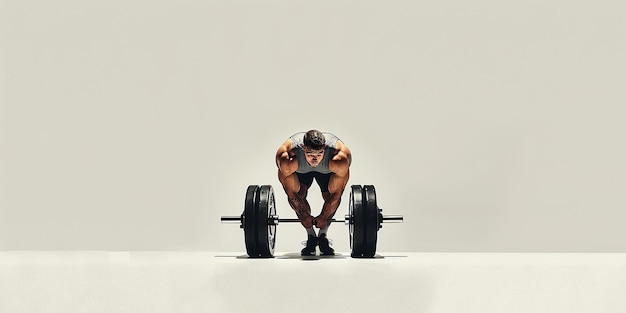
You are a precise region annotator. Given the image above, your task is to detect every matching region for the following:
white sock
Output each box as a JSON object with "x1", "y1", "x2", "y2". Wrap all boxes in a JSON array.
[
  {"x1": 318, "y1": 227, "x2": 329, "y2": 236},
  {"x1": 306, "y1": 227, "x2": 317, "y2": 237}
]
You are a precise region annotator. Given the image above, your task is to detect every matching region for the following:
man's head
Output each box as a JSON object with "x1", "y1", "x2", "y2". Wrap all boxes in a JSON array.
[{"x1": 302, "y1": 129, "x2": 326, "y2": 167}]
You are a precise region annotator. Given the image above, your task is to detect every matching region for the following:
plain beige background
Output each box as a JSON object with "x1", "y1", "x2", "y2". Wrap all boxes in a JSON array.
[{"x1": 1, "y1": 0, "x2": 624, "y2": 252}]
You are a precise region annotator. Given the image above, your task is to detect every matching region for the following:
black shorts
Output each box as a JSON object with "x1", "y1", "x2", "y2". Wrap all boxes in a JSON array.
[{"x1": 297, "y1": 172, "x2": 332, "y2": 193}]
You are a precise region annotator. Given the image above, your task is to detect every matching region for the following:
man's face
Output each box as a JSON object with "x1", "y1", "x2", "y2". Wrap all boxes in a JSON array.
[{"x1": 302, "y1": 145, "x2": 325, "y2": 167}]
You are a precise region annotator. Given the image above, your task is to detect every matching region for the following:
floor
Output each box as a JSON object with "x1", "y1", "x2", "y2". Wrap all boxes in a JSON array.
[{"x1": 1, "y1": 251, "x2": 625, "y2": 313}]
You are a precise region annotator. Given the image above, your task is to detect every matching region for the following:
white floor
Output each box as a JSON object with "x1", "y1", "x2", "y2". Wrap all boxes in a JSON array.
[{"x1": 1, "y1": 251, "x2": 625, "y2": 313}]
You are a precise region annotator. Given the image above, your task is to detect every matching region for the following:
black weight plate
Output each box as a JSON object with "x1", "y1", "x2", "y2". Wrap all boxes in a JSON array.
[
  {"x1": 349, "y1": 185, "x2": 366, "y2": 257},
  {"x1": 244, "y1": 185, "x2": 260, "y2": 257},
  {"x1": 362, "y1": 185, "x2": 378, "y2": 257},
  {"x1": 255, "y1": 185, "x2": 276, "y2": 258}
]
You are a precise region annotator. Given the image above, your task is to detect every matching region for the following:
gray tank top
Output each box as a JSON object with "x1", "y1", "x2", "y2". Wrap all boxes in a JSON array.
[{"x1": 290, "y1": 132, "x2": 340, "y2": 174}]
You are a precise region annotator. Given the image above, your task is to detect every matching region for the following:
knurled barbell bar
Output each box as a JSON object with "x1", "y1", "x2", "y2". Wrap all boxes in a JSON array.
[{"x1": 220, "y1": 184, "x2": 403, "y2": 258}]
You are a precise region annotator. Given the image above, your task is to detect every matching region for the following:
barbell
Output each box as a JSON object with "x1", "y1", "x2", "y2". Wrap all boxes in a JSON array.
[{"x1": 220, "y1": 184, "x2": 403, "y2": 258}]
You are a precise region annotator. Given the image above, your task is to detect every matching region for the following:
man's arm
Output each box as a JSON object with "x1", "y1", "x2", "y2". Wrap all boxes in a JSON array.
[{"x1": 276, "y1": 138, "x2": 314, "y2": 228}]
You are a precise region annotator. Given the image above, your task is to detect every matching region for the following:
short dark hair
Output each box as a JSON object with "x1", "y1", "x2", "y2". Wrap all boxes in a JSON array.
[{"x1": 303, "y1": 129, "x2": 326, "y2": 150}]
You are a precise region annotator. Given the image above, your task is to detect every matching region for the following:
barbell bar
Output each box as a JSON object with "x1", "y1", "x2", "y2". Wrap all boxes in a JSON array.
[{"x1": 220, "y1": 215, "x2": 404, "y2": 225}]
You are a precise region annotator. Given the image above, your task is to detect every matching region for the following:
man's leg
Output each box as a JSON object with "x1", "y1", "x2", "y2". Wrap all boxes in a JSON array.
[
  {"x1": 278, "y1": 170, "x2": 318, "y2": 255},
  {"x1": 317, "y1": 190, "x2": 335, "y2": 256},
  {"x1": 315, "y1": 171, "x2": 349, "y2": 256},
  {"x1": 315, "y1": 170, "x2": 349, "y2": 229}
]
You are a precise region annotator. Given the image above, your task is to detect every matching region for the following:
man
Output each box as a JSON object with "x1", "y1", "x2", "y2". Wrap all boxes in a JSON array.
[{"x1": 275, "y1": 129, "x2": 352, "y2": 256}]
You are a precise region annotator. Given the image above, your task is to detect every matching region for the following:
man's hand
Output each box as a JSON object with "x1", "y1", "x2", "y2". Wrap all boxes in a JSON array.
[
  {"x1": 300, "y1": 215, "x2": 315, "y2": 229},
  {"x1": 314, "y1": 215, "x2": 331, "y2": 229}
]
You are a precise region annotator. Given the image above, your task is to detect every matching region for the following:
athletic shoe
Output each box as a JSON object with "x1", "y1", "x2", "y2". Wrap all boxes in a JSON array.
[
  {"x1": 300, "y1": 235, "x2": 318, "y2": 256},
  {"x1": 318, "y1": 233, "x2": 335, "y2": 256}
]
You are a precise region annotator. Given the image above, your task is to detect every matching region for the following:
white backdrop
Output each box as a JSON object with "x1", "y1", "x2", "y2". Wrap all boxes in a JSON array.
[{"x1": 1, "y1": 0, "x2": 624, "y2": 252}]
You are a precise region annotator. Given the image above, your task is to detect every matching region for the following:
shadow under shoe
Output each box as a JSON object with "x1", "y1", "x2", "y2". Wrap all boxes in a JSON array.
[
  {"x1": 301, "y1": 235, "x2": 318, "y2": 256},
  {"x1": 318, "y1": 233, "x2": 335, "y2": 256}
]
